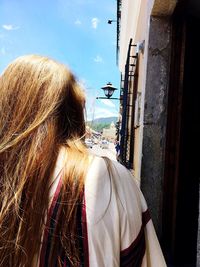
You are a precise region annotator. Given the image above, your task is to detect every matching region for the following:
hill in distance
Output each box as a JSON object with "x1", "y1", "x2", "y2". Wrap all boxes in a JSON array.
[
  {"x1": 87, "y1": 116, "x2": 118, "y2": 132},
  {"x1": 87, "y1": 116, "x2": 118, "y2": 125}
]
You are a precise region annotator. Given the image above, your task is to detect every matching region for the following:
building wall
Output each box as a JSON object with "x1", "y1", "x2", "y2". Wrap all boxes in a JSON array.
[
  {"x1": 118, "y1": 0, "x2": 177, "y2": 235},
  {"x1": 131, "y1": 0, "x2": 150, "y2": 179},
  {"x1": 119, "y1": 0, "x2": 152, "y2": 178},
  {"x1": 119, "y1": 0, "x2": 141, "y2": 72}
]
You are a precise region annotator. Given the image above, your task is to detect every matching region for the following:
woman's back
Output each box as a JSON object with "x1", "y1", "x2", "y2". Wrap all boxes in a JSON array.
[
  {"x1": 0, "y1": 55, "x2": 166, "y2": 266},
  {"x1": 38, "y1": 150, "x2": 166, "y2": 267}
]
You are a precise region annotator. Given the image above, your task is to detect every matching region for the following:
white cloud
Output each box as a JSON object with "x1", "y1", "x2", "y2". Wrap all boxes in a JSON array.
[
  {"x1": 2, "y1": 24, "x2": 19, "y2": 31},
  {"x1": 87, "y1": 107, "x2": 118, "y2": 120},
  {"x1": 100, "y1": 99, "x2": 116, "y2": 108},
  {"x1": 75, "y1": 19, "x2": 82, "y2": 25},
  {"x1": 94, "y1": 55, "x2": 103, "y2": 63},
  {"x1": 91, "y1": 18, "x2": 99, "y2": 29}
]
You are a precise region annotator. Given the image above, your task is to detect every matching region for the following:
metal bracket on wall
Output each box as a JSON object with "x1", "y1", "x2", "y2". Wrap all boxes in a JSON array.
[{"x1": 134, "y1": 91, "x2": 142, "y2": 128}]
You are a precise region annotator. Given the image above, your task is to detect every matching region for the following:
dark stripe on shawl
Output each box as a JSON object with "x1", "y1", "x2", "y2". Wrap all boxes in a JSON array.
[
  {"x1": 120, "y1": 209, "x2": 151, "y2": 267},
  {"x1": 55, "y1": 200, "x2": 84, "y2": 267},
  {"x1": 44, "y1": 193, "x2": 62, "y2": 266},
  {"x1": 81, "y1": 194, "x2": 89, "y2": 267},
  {"x1": 40, "y1": 178, "x2": 85, "y2": 267},
  {"x1": 40, "y1": 177, "x2": 62, "y2": 267}
]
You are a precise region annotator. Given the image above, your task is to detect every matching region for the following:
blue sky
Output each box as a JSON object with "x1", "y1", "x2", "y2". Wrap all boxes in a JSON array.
[{"x1": 0, "y1": 0, "x2": 120, "y2": 121}]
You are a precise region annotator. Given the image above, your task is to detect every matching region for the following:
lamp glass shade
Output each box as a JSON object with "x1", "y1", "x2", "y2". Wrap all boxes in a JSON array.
[{"x1": 101, "y1": 82, "x2": 117, "y2": 99}]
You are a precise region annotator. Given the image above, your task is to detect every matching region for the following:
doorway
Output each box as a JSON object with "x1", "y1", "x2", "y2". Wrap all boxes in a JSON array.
[{"x1": 163, "y1": 2, "x2": 200, "y2": 266}]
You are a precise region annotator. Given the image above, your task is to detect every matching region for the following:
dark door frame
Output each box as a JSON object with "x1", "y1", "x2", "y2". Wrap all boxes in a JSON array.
[{"x1": 162, "y1": 2, "x2": 199, "y2": 265}]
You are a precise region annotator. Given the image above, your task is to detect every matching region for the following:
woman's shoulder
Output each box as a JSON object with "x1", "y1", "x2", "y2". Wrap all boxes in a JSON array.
[
  {"x1": 87, "y1": 155, "x2": 133, "y2": 181},
  {"x1": 87, "y1": 156, "x2": 141, "y2": 197},
  {"x1": 85, "y1": 156, "x2": 146, "y2": 216}
]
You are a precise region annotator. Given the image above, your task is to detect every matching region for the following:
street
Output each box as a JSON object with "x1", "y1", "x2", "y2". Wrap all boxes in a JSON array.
[{"x1": 89, "y1": 143, "x2": 117, "y2": 161}]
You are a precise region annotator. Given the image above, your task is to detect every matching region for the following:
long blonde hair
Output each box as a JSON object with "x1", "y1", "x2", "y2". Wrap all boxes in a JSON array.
[{"x1": 0, "y1": 55, "x2": 89, "y2": 266}]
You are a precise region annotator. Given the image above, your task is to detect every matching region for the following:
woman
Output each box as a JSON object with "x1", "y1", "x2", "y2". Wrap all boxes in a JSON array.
[{"x1": 0, "y1": 55, "x2": 166, "y2": 267}]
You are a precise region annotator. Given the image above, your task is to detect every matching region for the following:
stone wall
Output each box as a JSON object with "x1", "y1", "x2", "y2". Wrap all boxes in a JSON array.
[
  {"x1": 140, "y1": 16, "x2": 171, "y2": 238},
  {"x1": 151, "y1": 0, "x2": 177, "y2": 16}
]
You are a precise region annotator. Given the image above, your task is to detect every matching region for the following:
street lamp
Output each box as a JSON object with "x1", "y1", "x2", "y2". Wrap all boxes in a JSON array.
[{"x1": 96, "y1": 82, "x2": 119, "y2": 100}]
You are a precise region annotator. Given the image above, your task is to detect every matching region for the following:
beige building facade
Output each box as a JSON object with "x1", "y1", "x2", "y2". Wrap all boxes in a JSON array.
[
  {"x1": 102, "y1": 122, "x2": 116, "y2": 142},
  {"x1": 118, "y1": 0, "x2": 177, "y2": 180}
]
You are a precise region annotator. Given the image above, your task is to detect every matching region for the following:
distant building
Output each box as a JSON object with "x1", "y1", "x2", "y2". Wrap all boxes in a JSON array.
[{"x1": 102, "y1": 122, "x2": 116, "y2": 142}]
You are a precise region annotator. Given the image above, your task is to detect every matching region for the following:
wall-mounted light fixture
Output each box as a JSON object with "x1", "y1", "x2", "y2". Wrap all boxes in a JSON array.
[
  {"x1": 96, "y1": 82, "x2": 119, "y2": 100},
  {"x1": 136, "y1": 40, "x2": 145, "y2": 54},
  {"x1": 107, "y1": 19, "x2": 117, "y2": 24}
]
